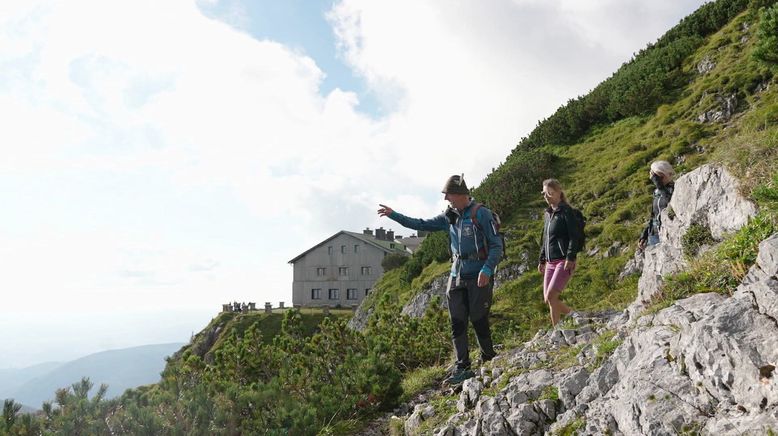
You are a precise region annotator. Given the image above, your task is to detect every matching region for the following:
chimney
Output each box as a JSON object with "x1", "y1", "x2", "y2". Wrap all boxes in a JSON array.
[
  {"x1": 363, "y1": 227, "x2": 373, "y2": 236},
  {"x1": 375, "y1": 227, "x2": 386, "y2": 240},
  {"x1": 386, "y1": 230, "x2": 395, "y2": 241}
]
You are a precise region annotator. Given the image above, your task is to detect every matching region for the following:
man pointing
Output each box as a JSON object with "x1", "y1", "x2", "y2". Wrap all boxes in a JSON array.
[{"x1": 378, "y1": 174, "x2": 503, "y2": 384}]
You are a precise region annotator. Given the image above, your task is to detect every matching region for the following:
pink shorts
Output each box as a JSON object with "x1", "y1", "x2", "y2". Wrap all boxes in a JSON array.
[{"x1": 543, "y1": 259, "x2": 571, "y2": 302}]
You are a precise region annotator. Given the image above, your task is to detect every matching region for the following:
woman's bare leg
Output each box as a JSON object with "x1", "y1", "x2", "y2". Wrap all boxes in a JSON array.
[{"x1": 548, "y1": 293, "x2": 571, "y2": 326}]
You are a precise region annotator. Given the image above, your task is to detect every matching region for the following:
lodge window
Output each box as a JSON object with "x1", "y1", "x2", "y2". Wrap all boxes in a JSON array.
[
  {"x1": 354, "y1": 244, "x2": 360, "y2": 253},
  {"x1": 311, "y1": 288, "x2": 321, "y2": 300},
  {"x1": 341, "y1": 245, "x2": 346, "y2": 253},
  {"x1": 316, "y1": 267, "x2": 326, "y2": 276},
  {"x1": 328, "y1": 289, "x2": 339, "y2": 300},
  {"x1": 361, "y1": 266, "x2": 371, "y2": 275},
  {"x1": 328, "y1": 246, "x2": 333, "y2": 255},
  {"x1": 347, "y1": 289, "x2": 358, "y2": 300},
  {"x1": 339, "y1": 267, "x2": 349, "y2": 276}
]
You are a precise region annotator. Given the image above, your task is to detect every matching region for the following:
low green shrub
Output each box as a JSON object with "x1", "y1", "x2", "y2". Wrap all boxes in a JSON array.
[
  {"x1": 382, "y1": 253, "x2": 408, "y2": 272},
  {"x1": 681, "y1": 223, "x2": 715, "y2": 256}
]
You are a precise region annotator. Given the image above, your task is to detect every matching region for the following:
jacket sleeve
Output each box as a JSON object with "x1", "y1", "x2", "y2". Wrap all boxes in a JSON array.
[
  {"x1": 388, "y1": 210, "x2": 449, "y2": 232},
  {"x1": 476, "y1": 207, "x2": 503, "y2": 277},
  {"x1": 563, "y1": 207, "x2": 581, "y2": 261},
  {"x1": 539, "y1": 214, "x2": 546, "y2": 264},
  {"x1": 639, "y1": 221, "x2": 650, "y2": 242}
]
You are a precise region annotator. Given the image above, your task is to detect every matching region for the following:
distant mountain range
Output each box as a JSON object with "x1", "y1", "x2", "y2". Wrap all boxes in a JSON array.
[{"x1": 1, "y1": 343, "x2": 184, "y2": 410}]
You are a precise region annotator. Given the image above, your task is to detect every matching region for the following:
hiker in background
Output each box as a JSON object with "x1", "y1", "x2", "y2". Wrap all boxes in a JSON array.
[
  {"x1": 638, "y1": 160, "x2": 675, "y2": 250},
  {"x1": 538, "y1": 179, "x2": 582, "y2": 327},
  {"x1": 377, "y1": 174, "x2": 503, "y2": 385}
]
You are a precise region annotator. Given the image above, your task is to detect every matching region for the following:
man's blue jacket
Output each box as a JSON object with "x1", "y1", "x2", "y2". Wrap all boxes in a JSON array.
[{"x1": 388, "y1": 200, "x2": 503, "y2": 280}]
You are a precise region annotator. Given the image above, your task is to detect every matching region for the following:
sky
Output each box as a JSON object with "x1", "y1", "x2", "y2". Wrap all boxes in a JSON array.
[{"x1": 0, "y1": 0, "x2": 709, "y2": 369}]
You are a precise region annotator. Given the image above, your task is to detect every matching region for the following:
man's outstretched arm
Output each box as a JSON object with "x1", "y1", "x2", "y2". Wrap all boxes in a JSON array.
[{"x1": 377, "y1": 204, "x2": 449, "y2": 232}]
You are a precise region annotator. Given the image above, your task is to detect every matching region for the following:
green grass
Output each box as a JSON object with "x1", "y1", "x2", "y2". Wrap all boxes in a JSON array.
[
  {"x1": 538, "y1": 385, "x2": 560, "y2": 402},
  {"x1": 554, "y1": 417, "x2": 586, "y2": 436},
  {"x1": 171, "y1": 310, "x2": 348, "y2": 366},
  {"x1": 681, "y1": 223, "x2": 716, "y2": 257},
  {"x1": 416, "y1": 393, "x2": 459, "y2": 435},
  {"x1": 591, "y1": 331, "x2": 621, "y2": 369},
  {"x1": 399, "y1": 364, "x2": 447, "y2": 403}
]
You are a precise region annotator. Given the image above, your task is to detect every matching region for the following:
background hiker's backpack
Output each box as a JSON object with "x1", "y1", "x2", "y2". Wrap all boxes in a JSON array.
[
  {"x1": 570, "y1": 207, "x2": 587, "y2": 251},
  {"x1": 470, "y1": 203, "x2": 507, "y2": 261}
]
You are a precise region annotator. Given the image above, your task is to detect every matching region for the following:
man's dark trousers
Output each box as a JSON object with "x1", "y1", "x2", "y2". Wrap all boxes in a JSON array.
[{"x1": 447, "y1": 277, "x2": 496, "y2": 370}]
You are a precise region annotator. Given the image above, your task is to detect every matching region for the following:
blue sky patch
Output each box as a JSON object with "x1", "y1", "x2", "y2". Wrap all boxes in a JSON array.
[{"x1": 197, "y1": 0, "x2": 385, "y2": 118}]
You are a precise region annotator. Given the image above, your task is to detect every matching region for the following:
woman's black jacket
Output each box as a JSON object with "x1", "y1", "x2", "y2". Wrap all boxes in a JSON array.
[
  {"x1": 639, "y1": 182, "x2": 675, "y2": 242},
  {"x1": 539, "y1": 202, "x2": 582, "y2": 263}
]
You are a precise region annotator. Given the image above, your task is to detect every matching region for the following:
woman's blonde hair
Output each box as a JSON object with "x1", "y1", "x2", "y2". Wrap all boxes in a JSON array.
[
  {"x1": 650, "y1": 160, "x2": 675, "y2": 179},
  {"x1": 543, "y1": 178, "x2": 568, "y2": 204}
]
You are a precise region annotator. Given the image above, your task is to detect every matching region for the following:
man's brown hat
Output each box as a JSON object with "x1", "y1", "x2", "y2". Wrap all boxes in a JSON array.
[{"x1": 441, "y1": 174, "x2": 469, "y2": 195}]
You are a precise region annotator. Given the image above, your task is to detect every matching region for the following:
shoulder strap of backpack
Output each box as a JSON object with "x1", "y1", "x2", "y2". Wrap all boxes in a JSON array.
[{"x1": 470, "y1": 203, "x2": 483, "y2": 226}]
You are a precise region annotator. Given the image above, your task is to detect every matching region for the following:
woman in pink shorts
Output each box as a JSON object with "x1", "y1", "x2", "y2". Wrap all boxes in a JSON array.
[{"x1": 538, "y1": 179, "x2": 583, "y2": 326}]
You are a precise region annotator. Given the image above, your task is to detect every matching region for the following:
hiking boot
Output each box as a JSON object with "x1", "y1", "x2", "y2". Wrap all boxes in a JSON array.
[
  {"x1": 444, "y1": 368, "x2": 475, "y2": 385},
  {"x1": 476, "y1": 353, "x2": 496, "y2": 367}
]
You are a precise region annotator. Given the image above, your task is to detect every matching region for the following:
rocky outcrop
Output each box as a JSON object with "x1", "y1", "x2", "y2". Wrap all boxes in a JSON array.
[
  {"x1": 402, "y1": 274, "x2": 450, "y2": 318},
  {"x1": 697, "y1": 93, "x2": 738, "y2": 123},
  {"x1": 618, "y1": 249, "x2": 644, "y2": 280},
  {"x1": 400, "y1": 235, "x2": 778, "y2": 435},
  {"x1": 421, "y1": 312, "x2": 623, "y2": 435},
  {"x1": 568, "y1": 234, "x2": 778, "y2": 435},
  {"x1": 629, "y1": 164, "x2": 756, "y2": 318},
  {"x1": 392, "y1": 164, "x2": 777, "y2": 435},
  {"x1": 697, "y1": 56, "x2": 716, "y2": 75},
  {"x1": 348, "y1": 301, "x2": 374, "y2": 331}
]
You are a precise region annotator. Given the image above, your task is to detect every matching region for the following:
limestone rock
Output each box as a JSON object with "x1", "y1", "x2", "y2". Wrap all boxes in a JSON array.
[
  {"x1": 457, "y1": 379, "x2": 483, "y2": 412},
  {"x1": 629, "y1": 164, "x2": 756, "y2": 318},
  {"x1": 618, "y1": 249, "x2": 644, "y2": 280},
  {"x1": 405, "y1": 404, "x2": 436, "y2": 436},
  {"x1": 401, "y1": 274, "x2": 450, "y2": 319},
  {"x1": 572, "y1": 232, "x2": 778, "y2": 434},
  {"x1": 697, "y1": 56, "x2": 716, "y2": 75},
  {"x1": 697, "y1": 93, "x2": 738, "y2": 123}
]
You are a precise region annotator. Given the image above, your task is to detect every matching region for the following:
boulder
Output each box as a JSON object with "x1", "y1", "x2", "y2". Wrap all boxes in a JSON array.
[
  {"x1": 572, "y1": 234, "x2": 778, "y2": 434},
  {"x1": 405, "y1": 404, "x2": 436, "y2": 436},
  {"x1": 629, "y1": 164, "x2": 756, "y2": 319},
  {"x1": 697, "y1": 56, "x2": 716, "y2": 75},
  {"x1": 401, "y1": 274, "x2": 449, "y2": 318}
]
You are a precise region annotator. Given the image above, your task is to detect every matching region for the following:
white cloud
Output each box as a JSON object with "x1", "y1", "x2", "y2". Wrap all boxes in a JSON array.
[{"x1": 1, "y1": 0, "x2": 708, "y2": 367}]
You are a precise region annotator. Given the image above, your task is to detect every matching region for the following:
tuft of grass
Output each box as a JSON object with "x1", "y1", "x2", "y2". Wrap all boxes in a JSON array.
[
  {"x1": 399, "y1": 364, "x2": 447, "y2": 403},
  {"x1": 319, "y1": 419, "x2": 364, "y2": 436},
  {"x1": 554, "y1": 417, "x2": 586, "y2": 436},
  {"x1": 649, "y1": 252, "x2": 738, "y2": 313},
  {"x1": 538, "y1": 385, "x2": 560, "y2": 402},
  {"x1": 591, "y1": 330, "x2": 621, "y2": 369},
  {"x1": 416, "y1": 394, "x2": 459, "y2": 435},
  {"x1": 549, "y1": 344, "x2": 586, "y2": 371},
  {"x1": 718, "y1": 211, "x2": 777, "y2": 264},
  {"x1": 752, "y1": 172, "x2": 778, "y2": 209},
  {"x1": 681, "y1": 222, "x2": 716, "y2": 257}
]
